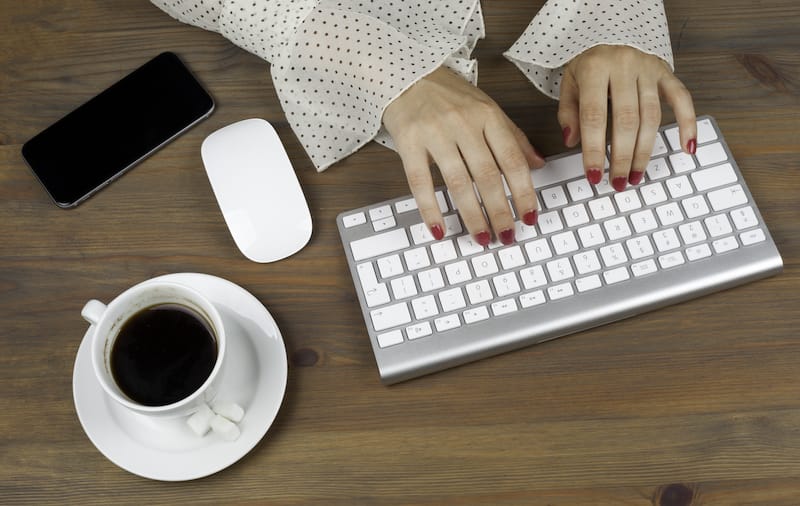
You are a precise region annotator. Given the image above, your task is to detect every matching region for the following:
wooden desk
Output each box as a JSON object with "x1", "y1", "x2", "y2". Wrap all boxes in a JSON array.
[{"x1": 2, "y1": 1, "x2": 798, "y2": 503}]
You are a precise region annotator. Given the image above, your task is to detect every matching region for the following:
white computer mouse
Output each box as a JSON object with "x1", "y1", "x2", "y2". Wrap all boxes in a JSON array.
[{"x1": 201, "y1": 118, "x2": 312, "y2": 263}]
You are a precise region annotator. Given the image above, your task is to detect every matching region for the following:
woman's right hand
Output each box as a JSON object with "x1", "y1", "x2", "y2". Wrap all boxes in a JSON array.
[{"x1": 382, "y1": 67, "x2": 546, "y2": 246}]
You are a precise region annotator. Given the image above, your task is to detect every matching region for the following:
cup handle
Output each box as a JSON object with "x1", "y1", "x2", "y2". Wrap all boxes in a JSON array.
[{"x1": 81, "y1": 299, "x2": 107, "y2": 326}]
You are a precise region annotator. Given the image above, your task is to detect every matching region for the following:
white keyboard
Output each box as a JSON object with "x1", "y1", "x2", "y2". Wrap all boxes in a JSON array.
[{"x1": 336, "y1": 116, "x2": 783, "y2": 384}]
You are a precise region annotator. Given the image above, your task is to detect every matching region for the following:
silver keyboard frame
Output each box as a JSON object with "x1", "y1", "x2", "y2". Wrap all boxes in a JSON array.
[{"x1": 336, "y1": 116, "x2": 783, "y2": 384}]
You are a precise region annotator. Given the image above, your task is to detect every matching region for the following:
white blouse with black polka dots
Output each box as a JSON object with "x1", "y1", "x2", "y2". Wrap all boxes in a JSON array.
[{"x1": 151, "y1": 0, "x2": 673, "y2": 171}]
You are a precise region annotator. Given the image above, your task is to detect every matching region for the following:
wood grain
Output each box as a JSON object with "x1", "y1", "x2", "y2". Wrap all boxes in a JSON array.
[{"x1": 1, "y1": 1, "x2": 799, "y2": 504}]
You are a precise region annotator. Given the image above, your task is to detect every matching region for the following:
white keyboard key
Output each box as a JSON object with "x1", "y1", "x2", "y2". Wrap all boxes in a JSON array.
[
  {"x1": 439, "y1": 287, "x2": 467, "y2": 312},
  {"x1": 630, "y1": 209, "x2": 659, "y2": 234},
  {"x1": 645, "y1": 157, "x2": 670, "y2": 180},
  {"x1": 369, "y1": 205, "x2": 393, "y2": 221},
  {"x1": 695, "y1": 142, "x2": 727, "y2": 167},
  {"x1": 541, "y1": 185, "x2": 569, "y2": 209},
  {"x1": 669, "y1": 152, "x2": 696, "y2": 173},
  {"x1": 546, "y1": 258, "x2": 574, "y2": 282},
  {"x1": 498, "y1": 245, "x2": 526, "y2": 270},
  {"x1": 357, "y1": 262, "x2": 391, "y2": 307},
  {"x1": 691, "y1": 162, "x2": 736, "y2": 191},
  {"x1": 578, "y1": 223, "x2": 606, "y2": 248},
  {"x1": 651, "y1": 132, "x2": 668, "y2": 156},
  {"x1": 538, "y1": 211, "x2": 564, "y2": 234},
  {"x1": 594, "y1": 173, "x2": 615, "y2": 195},
  {"x1": 457, "y1": 235, "x2": 485, "y2": 256},
  {"x1": 631, "y1": 259, "x2": 658, "y2": 277},
  {"x1": 573, "y1": 249, "x2": 602, "y2": 274},
  {"x1": 552, "y1": 230, "x2": 580, "y2": 255},
  {"x1": 411, "y1": 295, "x2": 439, "y2": 320},
  {"x1": 520, "y1": 290, "x2": 546, "y2": 308},
  {"x1": 351, "y1": 228, "x2": 410, "y2": 261},
  {"x1": 525, "y1": 238, "x2": 553, "y2": 262},
  {"x1": 370, "y1": 302, "x2": 411, "y2": 332},
  {"x1": 430, "y1": 239, "x2": 457, "y2": 264},
  {"x1": 409, "y1": 222, "x2": 434, "y2": 245},
  {"x1": 515, "y1": 220, "x2": 538, "y2": 241},
  {"x1": 548, "y1": 283, "x2": 575, "y2": 300},
  {"x1": 741, "y1": 228, "x2": 766, "y2": 246},
  {"x1": 418, "y1": 267, "x2": 445, "y2": 292},
  {"x1": 444, "y1": 260, "x2": 472, "y2": 284},
  {"x1": 404, "y1": 247, "x2": 431, "y2": 271},
  {"x1": 641, "y1": 182, "x2": 668, "y2": 206},
  {"x1": 704, "y1": 214, "x2": 733, "y2": 237},
  {"x1": 435, "y1": 191, "x2": 449, "y2": 213},
  {"x1": 391, "y1": 275, "x2": 418, "y2": 300},
  {"x1": 442, "y1": 214, "x2": 463, "y2": 237},
  {"x1": 406, "y1": 321, "x2": 432, "y2": 340},
  {"x1": 656, "y1": 202, "x2": 684, "y2": 226},
  {"x1": 678, "y1": 221, "x2": 707, "y2": 245},
  {"x1": 603, "y1": 267, "x2": 630, "y2": 285},
  {"x1": 466, "y1": 279, "x2": 493, "y2": 304},
  {"x1": 666, "y1": 175, "x2": 693, "y2": 199},
  {"x1": 394, "y1": 197, "x2": 418, "y2": 214},
  {"x1": 576, "y1": 274, "x2": 602, "y2": 292},
  {"x1": 493, "y1": 272, "x2": 521, "y2": 296},
  {"x1": 707, "y1": 184, "x2": 748, "y2": 211},
  {"x1": 653, "y1": 228, "x2": 681, "y2": 252},
  {"x1": 373, "y1": 216, "x2": 396, "y2": 232},
  {"x1": 491, "y1": 298, "x2": 518, "y2": 316},
  {"x1": 588, "y1": 196, "x2": 616, "y2": 220},
  {"x1": 664, "y1": 126, "x2": 681, "y2": 151},
  {"x1": 614, "y1": 190, "x2": 642, "y2": 213},
  {"x1": 463, "y1": 306, "x2": 490, "y2": 324},
  {"x1": 713, "y1": 236, "x2": 739, "y2": 254},
  {"x1": 378, "y1": 329, "x2": 403, "y2": 348},
  {"x1": 519, "y1": 265, "x2": 548, "y2": 289},
  {"x1": 531, "y1": 152, "x2": 586, "y2": 188},
  {"x1": 697, "y1": 117, "x2": 719, "y2": 144},
  {"x1": 682, "y1": 195, "x2": 710, "y2": 219},
  {"x1": 686, "y1": 243, "x2": 712, "y2": 261},
  {"x1": 472, "y1": 252, "x2": 499, "y2": 277},
  {"x1": 567, "y1": 178, "x2": 594, "y2": 201},
  {"x1": 377, "y1": 254, "x2": 404, "y2": 279},
  {"x1": 600, "y1": 243, "x2": 628, "y2": 267},
  {"x1": 658, "y1": 251, "x2": 685, "y2": 269},
  {"x1": 434, "y1": 314, "x2": 461, "y2": 332},
  {"x1": 604, "y1": 217, "x2": 632, "y2": 241},
  {"x1": 343, "y1": 212, "x2": 367, "y2": 228},
  {"x1": 626, "y1": 236, "x2": 655, "y2": 260},
  {"x1": 563, "y1": 203, "x2": 590, "y2": 227},
  {"x1": 731, "y1": 206, "x2": 758, "y2": 230}
]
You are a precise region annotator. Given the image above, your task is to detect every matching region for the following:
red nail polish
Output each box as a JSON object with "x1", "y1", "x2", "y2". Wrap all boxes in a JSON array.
[
  {"x1": 687, "y1": 138, "x2": 697, "y2": 155},
  {"x1": 475, "y1": 231, "x2": 491, "y2": 246},
  {"x1": 628, "y1": 171, "x2": 644, "y2": 185},
  {"x1": 562, "y1": 126, "x2": 571, "y2": 146},
  {"x1": 430, "y1": 224, "x2": 444, "y2": 240},
  {"x1": 499, "y1": 228, "x2": 515, "y2": 245},
  {"x1": 612, "y1": 176, "x2": 628, "y2": 192},
  {"x1": 523, "y1": 209, "x2": 538, "y2": 226},
  {"x1": 586, "y1": 168, "x2": 603, "y2": 185}
]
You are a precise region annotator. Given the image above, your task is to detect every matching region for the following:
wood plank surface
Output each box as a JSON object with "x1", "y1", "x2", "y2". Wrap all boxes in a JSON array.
[{"x1": 1, "y1": 1, "x2": 799, "y2": 504}]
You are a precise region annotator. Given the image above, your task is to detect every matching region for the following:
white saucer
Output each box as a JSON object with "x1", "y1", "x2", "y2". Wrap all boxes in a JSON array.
[{"x1": 73, "y1": 273, "x2": 288, "y2": 481}]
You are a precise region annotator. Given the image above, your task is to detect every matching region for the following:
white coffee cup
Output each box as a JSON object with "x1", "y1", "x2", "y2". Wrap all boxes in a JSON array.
[{"x1": 81, "y1": 281, "x2": 228, "y2": 419}]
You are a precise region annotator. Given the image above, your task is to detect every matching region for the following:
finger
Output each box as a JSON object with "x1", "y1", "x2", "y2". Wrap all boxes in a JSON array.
[
  {"x1": 558, "y1": 69, "x2": 581, "y2": 149},
  {"x1": 427, "y1": 142, "x2": 490, "y2": 245},
  {"x1": 508, "y1": 119, "x2": 546, "y2": 170},
  {"x1": 630, "y1": 77, "x2": 662, "y2": 185},
  {"x1": 457, "y1": 136, "x2": 515, "y2": 245},
  {"x1": 485, "y1": 118, "x2": 540, "y2": 228},
  {"x1": 578, "y1": 72, "x2": 610, "y2": 186},
  {"x1": 608, "y1": 73, "x2": 641, "y2": 192},
  {"x1": 397, "y1": 145, "x2": 445, "y2": 240},
  {"x1": 660, "y1": 74, "x2": 697, "y2": 154}
]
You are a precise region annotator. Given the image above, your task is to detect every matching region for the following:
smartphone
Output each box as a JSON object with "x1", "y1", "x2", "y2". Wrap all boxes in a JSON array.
[{"x1": 22, "y1": 52, "x2": 214, "y2": 208}]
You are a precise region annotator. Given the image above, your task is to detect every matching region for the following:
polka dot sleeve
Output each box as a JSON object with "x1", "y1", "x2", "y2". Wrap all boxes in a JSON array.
[
  {"x1": 503, "y1": 0, "x2": 674, "y2": 99},
  {"x1": 150, "y1": 0, "x2": 485, "y2": 172}
]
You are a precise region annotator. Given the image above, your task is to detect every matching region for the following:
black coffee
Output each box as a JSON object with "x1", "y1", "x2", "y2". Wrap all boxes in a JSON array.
[{"x1": 110, "y1": 304, "x2": 217, "y2": 406}]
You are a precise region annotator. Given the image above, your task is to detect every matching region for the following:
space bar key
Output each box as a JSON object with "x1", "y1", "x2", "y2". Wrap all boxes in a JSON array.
[{"x1": 350, "y1": 228, "x2": 410, "y2": 261}]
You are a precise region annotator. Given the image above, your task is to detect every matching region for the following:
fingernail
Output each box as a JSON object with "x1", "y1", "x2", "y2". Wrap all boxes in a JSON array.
[
  {"x1": 628, "y1": 171, "x2": 644, "y2": 185},
  {"x1": 687, "y1": 138, "x2": 697, "y2": 155},
  {"x1": 499, "y1": 228, "x2": 515, "y2": 245},
  {"x1": 612, "y1": 176, "x2": 628, "y2": 192},
  {"x1": 430, "y1": 224, "x2": 444, "y2": 241},
  {"x1": 523, "y1": 209, "x2": 538, "y2": 226},
  {"x1": 586, "y1": 168, "x2": 603, "y2": 185},
  {"x1": 475, "y1": 231, "x2": 491, "y2": 246},
  {"x1": 562, "y1": 126, "x2": 571, "y2": 146}
]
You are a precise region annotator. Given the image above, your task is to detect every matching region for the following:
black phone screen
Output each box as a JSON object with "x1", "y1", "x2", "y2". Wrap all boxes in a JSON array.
[{"x1": 22, "y1": 52, "x2": 214, "y2": 208}]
